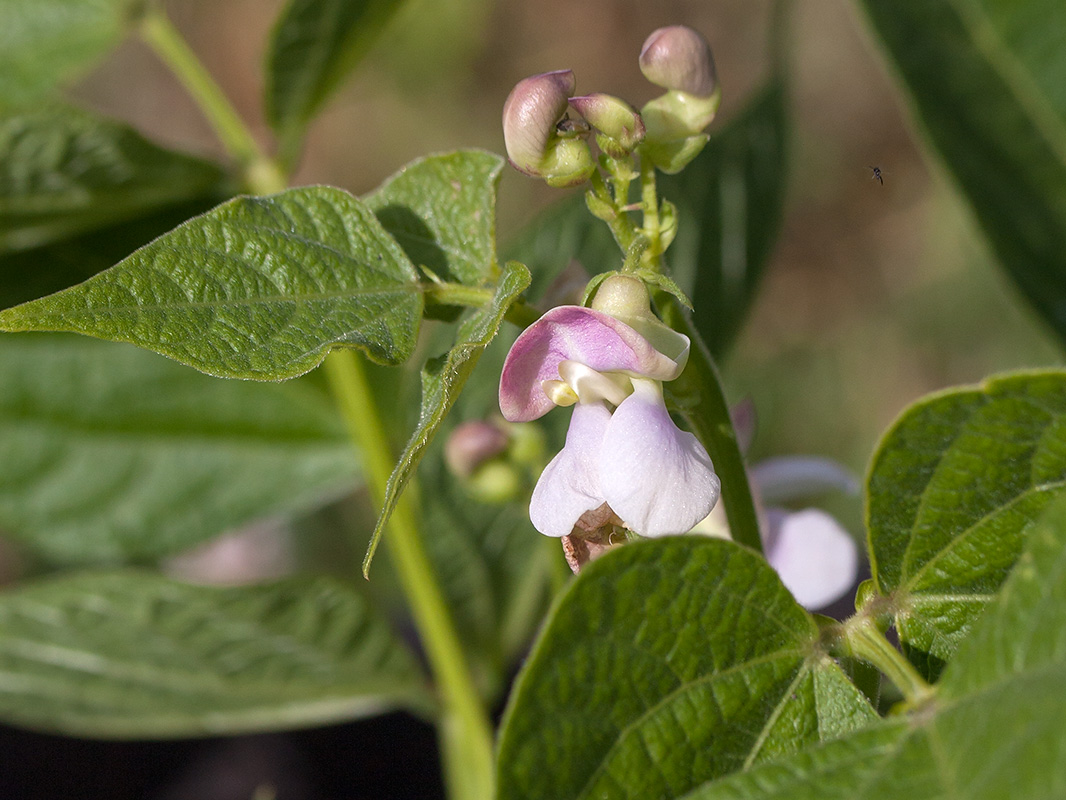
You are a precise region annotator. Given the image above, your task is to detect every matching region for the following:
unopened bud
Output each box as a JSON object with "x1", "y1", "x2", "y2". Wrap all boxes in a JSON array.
[
  {"x1": 503, "y1": 70, "x2": 595, "y2": 187},
  {"x1": 568, "y1": 93, "x2": 645, "y2": 157},
  {"x1": 446, "y1": 420, "x2": 509, "y2": 478},
  {"x1": 638, "y1": 26, "x2": 720, "y2": 173},
  {"x1": 639, "y1": 26, "x2": 716, "y2": 98}
]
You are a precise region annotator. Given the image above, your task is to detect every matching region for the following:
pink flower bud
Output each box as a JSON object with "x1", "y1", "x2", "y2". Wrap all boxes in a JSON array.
[
  {"x1": 502, "y1": 70, "x2": 595, "y2": 186},
  {"x1": 445, "y1": 420, "x2": 509, "y2": 478},
  {"x1": 639, "y1": 26, "x2": 716, "y2": 98}
]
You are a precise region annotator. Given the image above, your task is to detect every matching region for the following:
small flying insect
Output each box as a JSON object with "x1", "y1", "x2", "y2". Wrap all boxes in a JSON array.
[{"x1": 868, "y1": 165, "x2": 884, "y2": 186}]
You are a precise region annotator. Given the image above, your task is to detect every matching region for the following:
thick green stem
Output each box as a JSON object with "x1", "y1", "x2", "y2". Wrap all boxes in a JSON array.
[
  {"x1": 138, "y1": 5, "x2": 286, "y2": 193},
  {"x1": 657, "y1": 294, "x2": 764, "y2": 554},
  {"x1": 323, "y1": 350, "x2": 495, "y2": 800},
  {"x1": 841, "y1": 617, "x2": 935, "y2": 707}
]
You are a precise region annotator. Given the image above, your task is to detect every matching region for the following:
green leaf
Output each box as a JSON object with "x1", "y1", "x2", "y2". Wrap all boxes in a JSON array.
[
  {"x1": 265, "y1": 0, "x2": 406, "y2": 149},
  {"x1": 0, "y1": 571, "x2": 427, "y2": 737},
  {"x1": 679, "y1": 495, "x2": 1066, "y2": 800},
  {"x1": 363, "y1": 261, "x2": 531, "y2": 572},
  {"x1": 0, "y1": 0, "x2": 138, "y2": 108},
  {"x1": 0, "y1": 186, "x2": 424, "y2": 379},
  {"x1": 365, "y1": 150, "x2": 505, "y2": 287},
  {"x1": 866, "y1": 370, "x2": 1066, "y2": 677},
  {"x1": 659, "y1": 81, "x2": 787, "y2": 357},
  {"x1": 495, "y1": 538, "x2": 876, "y2": 800},
  {"x1": 855, "y1": 0, "x2": 1066, "y2": 345},
  {"x1": 0, "y1": 335, "x2": 359, "y2": 564},
  {"x1": 0, "y1": 107, "x2": 227, "y2": 253}
]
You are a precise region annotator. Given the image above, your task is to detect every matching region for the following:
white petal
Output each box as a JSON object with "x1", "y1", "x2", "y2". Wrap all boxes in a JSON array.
[
  {"x1": 599, "y1": 379, "x2": 719, "y2": 537},
  {"x1": 764, "y1": 508, "x2": 859, "y2": 609},
  {"x1": 529, "y1": 402, "x2": 611, "y2": 537}
]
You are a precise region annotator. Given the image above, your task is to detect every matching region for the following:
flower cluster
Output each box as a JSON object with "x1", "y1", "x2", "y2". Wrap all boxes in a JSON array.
[
  {"x1": 501, "y1": 25, "x2": 720, "y2": 183},
  {"x1": 499, "y1": 277, "x2": 719, "y2": 543}
]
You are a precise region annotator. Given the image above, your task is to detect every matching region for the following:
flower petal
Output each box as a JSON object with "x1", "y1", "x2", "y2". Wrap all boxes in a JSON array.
[
  {"x1": 499, "y1": 306, "x2": 683, "y2": 421},
  {"x1": 750, "y1": 456, "x2": 860, "y2": 506},
  {"x1": 529, "y1": 402, "x2": 611, "y2": 537},
  {"x1": 599, "y1": 379, "x2": 719, "y2": 536},
  {"x1": 764, "y1": 508, "x2": 859, "y2": 610}
]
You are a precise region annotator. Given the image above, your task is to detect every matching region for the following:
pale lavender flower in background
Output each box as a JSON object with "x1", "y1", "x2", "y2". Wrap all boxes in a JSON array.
[{"x1": 698, "y1": 447, "x2": 861, "y2": 610}]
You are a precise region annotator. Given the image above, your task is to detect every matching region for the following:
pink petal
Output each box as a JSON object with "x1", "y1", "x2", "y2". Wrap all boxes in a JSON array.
[
  {"x1": 529, "y1": 402, "x2": 611, "y2": 537},
  {"x1": 598, "y1": 380, "x2": 719, "y2": 537},
  {"x1": 499, "y1": 306, "x2": 682, "y2": 422},
  {"x1": 764, "y1": 508, "x2": 859, "y2": 610}
]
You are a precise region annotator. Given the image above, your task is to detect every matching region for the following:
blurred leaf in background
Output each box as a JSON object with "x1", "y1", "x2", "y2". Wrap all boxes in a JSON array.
[{"x1": 856, "y1": 0, "x2": 1066, "y2": 347}]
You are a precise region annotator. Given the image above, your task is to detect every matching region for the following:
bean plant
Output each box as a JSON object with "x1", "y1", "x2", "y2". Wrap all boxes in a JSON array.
[{"x1": 1, "y1": 1, "x2": 1065, "y2": 799}]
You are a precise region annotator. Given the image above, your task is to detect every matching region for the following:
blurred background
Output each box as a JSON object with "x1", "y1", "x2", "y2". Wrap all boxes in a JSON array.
[{"x1": 3, "y1": 0, "x2": 1062, "y2": 796}]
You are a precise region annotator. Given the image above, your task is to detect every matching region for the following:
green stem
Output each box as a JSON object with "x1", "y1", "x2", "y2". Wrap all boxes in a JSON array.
[
  {"x1": 841, "y1": 617, "x2": 935, "y2": 707},
  {"x1": 588, "y1": 171, "x2": 636, "y2": 251},
  {"x1": 138, "y1": 4, "x2": 286, "y2": 193},
  {"x1": 657, "y1": 294, "x2": 764, "y2": 554},
  {"x1": 323, "y1": 350, "x2": 495, "y2": 800},
  {"x1": 425, "y1": 281, "x2": 541, "y2": 328},
  {"x1": 639, "y1": 157, "x2": 663, "y2": 268}
]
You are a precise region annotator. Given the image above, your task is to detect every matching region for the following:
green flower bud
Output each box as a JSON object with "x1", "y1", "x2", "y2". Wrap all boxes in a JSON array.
[
  {"x1": 502, "y1": 70, "x2": 595, "y2": 187},
  {"x1": 568, "y1": 93, "x2": 645, "y2": 157}
]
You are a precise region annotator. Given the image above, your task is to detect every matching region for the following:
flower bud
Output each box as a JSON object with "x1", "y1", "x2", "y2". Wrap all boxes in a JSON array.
[
  {"x1": 502, "y1": 70, "x2": 595, "y2": 187},
  {"x1": 446, "y1": 420, "x2": 509, "y2": 478},
  {"x1": 568, "y1": 93, "x2": 645, "y2": 157},
  {"x1": 638, "y1": 26, "x2": 720, "y2": 173},
  {"x1": 639, "y1": 26, "x2": 717, "y2": 98},
  {"x1": 590, "y1": 275, "x2": 689, "y2": 368}
]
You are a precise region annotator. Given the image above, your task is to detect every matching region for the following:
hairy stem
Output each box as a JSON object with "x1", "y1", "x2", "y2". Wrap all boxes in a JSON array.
[
  {"x1": 138, "y1": 5, "x2": 285, "y2": 193},
  {"x1": 323, "y1": 350, "x2": 495, "y2": 800}
]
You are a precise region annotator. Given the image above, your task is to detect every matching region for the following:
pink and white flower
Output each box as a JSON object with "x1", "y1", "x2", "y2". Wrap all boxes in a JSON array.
[{"x1": 499, "y1": 286, "x2": 720, "y2": 540}]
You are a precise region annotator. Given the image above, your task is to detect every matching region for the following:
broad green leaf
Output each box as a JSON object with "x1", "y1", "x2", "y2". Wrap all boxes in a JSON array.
[
  {"x1": 0, "y1": 335, "x2": 359, "y2": 564},
  {"x1": 0, "y1": 0, "x2": 138, "y2": 108},
  {"x1": 855, "y1": 0, "x2": 1066, "y2": 344},
  {"x1": 265, "y1": 0, "x2": 406, "y2": 148},
  {"x1": 0, "y1": 186, "x2": 424, "y2": 379},
  {"x1": 365, "y1": 150, "x2": 505, "y2": 287},
  {"x1": 0, "y1": 108, "x2": 226, "y2": 253},
  {"x1": 363, "y1": 261, "x2": 531, "y2": 571},
  {"x1": 681, "y1": 495, "x2": 1066, "y2": 800},
  {"x1": 866, "y1": 370, "x2": 1066, "y2": 676},
  {"x1": 504, "y1": 80, "x2": 787, "y2": 357},
  {"x1": 496, "y1": 538, "x2": 876, "y2": 800},
  {"x1": 660, "y1": 81, "x2": 788, "y2": 357},
  {"x1": 0, "y1": 571, "x2": 427, "y2": 737}
]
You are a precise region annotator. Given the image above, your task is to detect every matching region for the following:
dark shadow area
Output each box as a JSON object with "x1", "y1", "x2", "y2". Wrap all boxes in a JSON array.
[{"x1": 0, "y1": 711, "x2": 444, "y2": 800}]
